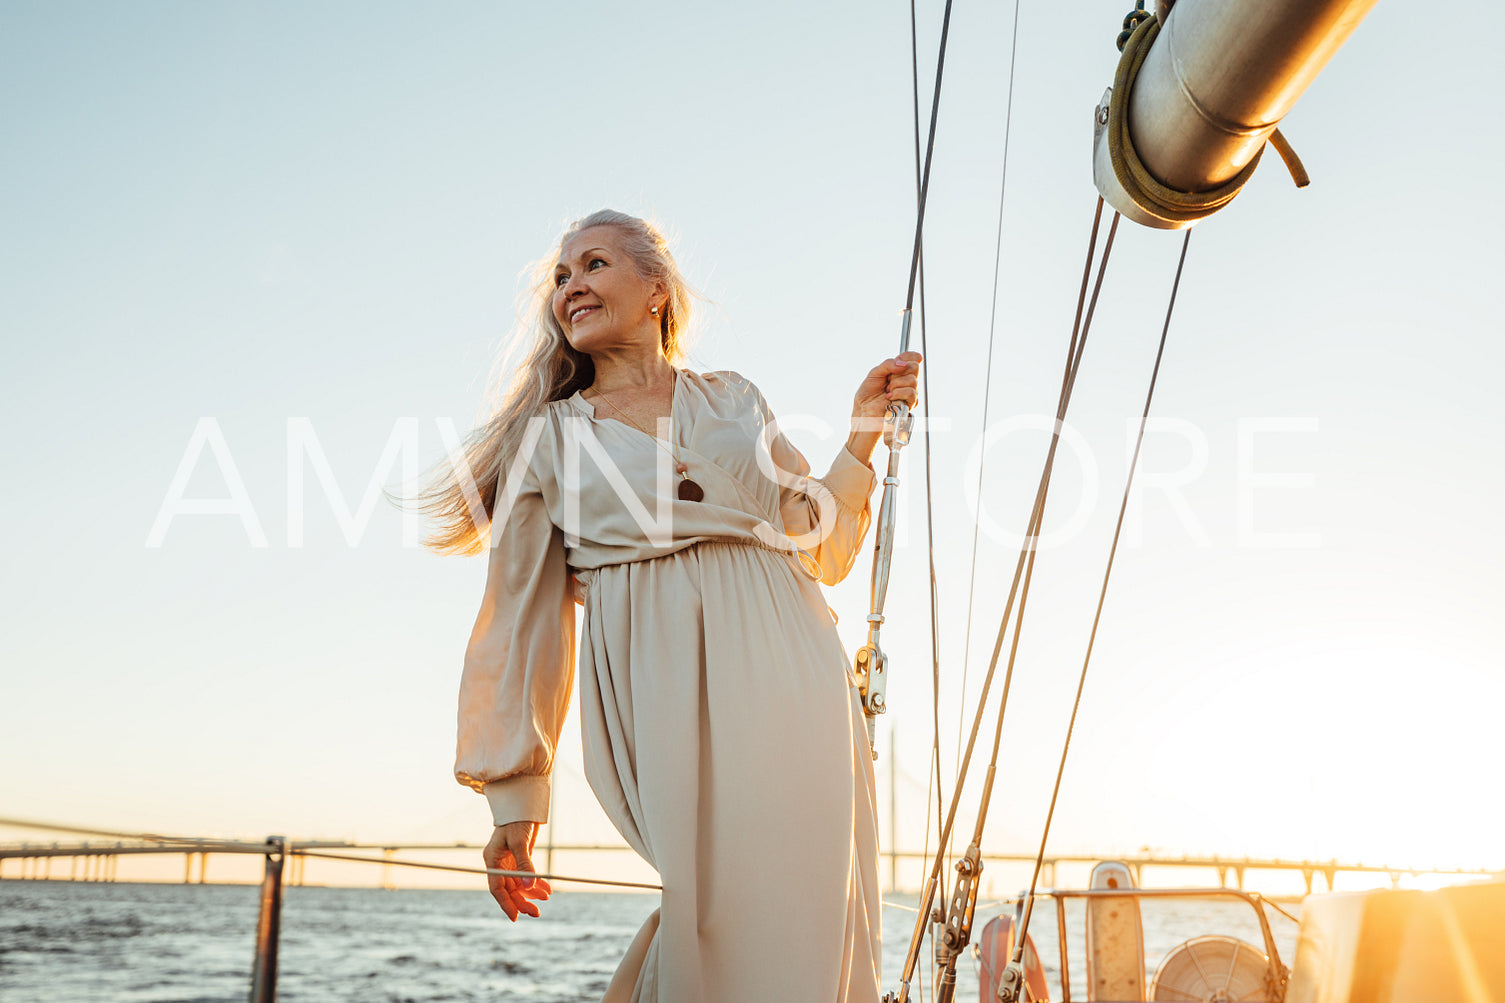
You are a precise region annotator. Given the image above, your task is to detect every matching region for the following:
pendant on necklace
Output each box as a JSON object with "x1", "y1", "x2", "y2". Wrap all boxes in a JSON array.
[{"x1": 675, "y1": 461, "x2": 704, "y2": 502}]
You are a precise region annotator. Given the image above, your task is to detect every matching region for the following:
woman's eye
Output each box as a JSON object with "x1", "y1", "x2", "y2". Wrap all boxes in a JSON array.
[
  {"x1": 554, "y1": 272, "x2": 568, "y2": 287},
  {"x1": 588, "y1": 258, "x2": 606, "y2": 270}
]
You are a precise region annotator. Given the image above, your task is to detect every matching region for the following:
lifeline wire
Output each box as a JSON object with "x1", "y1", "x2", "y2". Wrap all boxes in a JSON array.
[
  {"x1": 0, "y1": 814, "x2": 664, "y2": 893},
  {"x1": 1263, "y1": 898, "x2": 1302, "y2": 926},
  {"x1": 1013, "y1": 230, "x2": 1193, "y2": 954},
  {"x1": 292, "y1": 849, "x2": 663, "y2": 892}
]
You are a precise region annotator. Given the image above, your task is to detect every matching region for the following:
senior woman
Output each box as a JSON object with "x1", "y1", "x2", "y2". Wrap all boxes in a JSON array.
[{"x1": 422, "y1": 209, "x2": 921, "y2": 1002}]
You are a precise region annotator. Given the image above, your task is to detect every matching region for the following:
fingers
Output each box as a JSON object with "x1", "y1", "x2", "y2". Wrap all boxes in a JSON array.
[
  {"x1": 512, "y1": 841, "x2": 538, "y2": 893},
  {"x1": 515, "y1": 868, "x2": 551, "y2": 918},
  {"x1": 883, "y1": 352, "x2": 922, "y2": 406},
  {"x1": 853, "y1": 354, "x2": 923, "y2": 423},
  {"x1": 482, "y1": 839, "x2": 518, "y2": 921},
  {"x1": 484, "y1": 850, "x2": 519, "y2": 921},
  {"x1": 514, "y1": 882, "x2": 542, "y2": 919},
  {"x1": 483, "y1": 823, "x2": 546, "y2": 923},
  {"x1": 502, "y1": 844, "x2": 538, "y2": 920},
  {"x1": 505, "y1": 848, "x2": 548, "y2": 918}
]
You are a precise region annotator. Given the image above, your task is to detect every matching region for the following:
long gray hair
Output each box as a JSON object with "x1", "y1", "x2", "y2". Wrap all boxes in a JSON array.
[{"x1": 415, "y1": 209, "x2": 695, "y2": 555}]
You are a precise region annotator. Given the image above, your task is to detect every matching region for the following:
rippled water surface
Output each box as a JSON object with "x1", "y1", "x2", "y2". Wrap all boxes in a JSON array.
[{"x1": 0, "y1": 881, "x2": 1298, "y2": 1001}]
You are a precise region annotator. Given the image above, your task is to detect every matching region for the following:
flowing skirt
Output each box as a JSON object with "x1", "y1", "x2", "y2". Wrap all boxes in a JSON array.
[{"x1": 573, "y1": 539, "x2": 881, "y2": 1002}]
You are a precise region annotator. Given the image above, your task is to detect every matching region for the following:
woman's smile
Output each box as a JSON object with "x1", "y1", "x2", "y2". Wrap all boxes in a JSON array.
[{"x1": 550, "y1": 225, "x2": 660, "y2": 350}]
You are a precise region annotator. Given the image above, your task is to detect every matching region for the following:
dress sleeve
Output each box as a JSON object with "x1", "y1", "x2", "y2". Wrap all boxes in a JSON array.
[
  {"x1": 739, "y1": 373, "x2": 879, "y2": 586},
  {"x1": 454, "y1": 458, "x2": 576, "y2": 828}
]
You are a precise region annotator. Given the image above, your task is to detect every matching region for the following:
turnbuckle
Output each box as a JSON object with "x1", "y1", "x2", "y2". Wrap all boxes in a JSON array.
[
  {"x1": 996, "y1": 961, "x2": 1026, "y2": 1003},
  {"x1": 935, "y1": 844, "x2": 983, "y2": 970}
]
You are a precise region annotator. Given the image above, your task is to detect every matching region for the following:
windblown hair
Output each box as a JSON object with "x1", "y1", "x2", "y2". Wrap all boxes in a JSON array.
[{"x1": 415, "y1": 209, "x2": 694, "y2": 556}]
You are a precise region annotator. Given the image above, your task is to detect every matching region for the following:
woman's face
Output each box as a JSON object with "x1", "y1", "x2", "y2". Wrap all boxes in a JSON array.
[{"x1": 551, "y1": 226, "x2": 662, "y2": 356}]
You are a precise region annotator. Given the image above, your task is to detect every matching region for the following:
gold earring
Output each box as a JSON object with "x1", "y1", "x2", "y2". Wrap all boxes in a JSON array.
[{"x1": 650, "y1": 305, "x2": 659, "y2": 316}]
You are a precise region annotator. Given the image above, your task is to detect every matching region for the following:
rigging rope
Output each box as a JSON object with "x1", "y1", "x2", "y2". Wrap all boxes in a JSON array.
[
  {"x1": 952, "y1": 0, "x2": 1025, "y2": 876},
  {"x1": 890, "y1": 200, "x2": 1120, "y2": 1002},
  {"x1": 1000, "y1": 229, "x2": 1195, "y2": 1000},
  {"x1": 1116, "y1": 0, "x2": 1151, "y2": 52},
  {"x1": 931, "y1": 211, "x2": 1123, "y2": 1003},
  {"x1": 900, "y1": 5, "x2": 1309, "y2": 995}
]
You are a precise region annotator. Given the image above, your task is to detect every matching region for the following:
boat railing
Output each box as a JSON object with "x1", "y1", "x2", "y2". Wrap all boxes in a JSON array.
[
  {"x1": 0, "y1": 820, "x2": 661, "y2": 1003},
  {"x1": 997, "y1": 885, "x2": 1295, "y2": 1003},
  {"x1": 5, "y1": 818, "x2": 1497, "y2": 1003}
]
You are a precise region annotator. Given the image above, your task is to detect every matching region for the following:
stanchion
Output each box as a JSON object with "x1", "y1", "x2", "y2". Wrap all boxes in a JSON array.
[{"x1": 249, "y1": 836, "x2": 287, "y2": 1003}]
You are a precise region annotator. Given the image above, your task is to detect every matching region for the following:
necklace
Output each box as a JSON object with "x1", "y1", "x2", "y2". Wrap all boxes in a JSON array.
[{"x1": 591, "y1": 369, "x2": 705, "y2": 502}]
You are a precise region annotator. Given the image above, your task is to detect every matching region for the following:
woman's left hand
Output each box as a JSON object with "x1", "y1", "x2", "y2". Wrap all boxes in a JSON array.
[{"x1": 484, "y1": 822, "x2": 552, "y2": 921}]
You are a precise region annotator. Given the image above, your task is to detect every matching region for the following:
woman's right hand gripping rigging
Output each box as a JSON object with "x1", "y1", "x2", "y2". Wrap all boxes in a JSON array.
[{"x1": 484, "y1": 821, "x2": 553, "y2": 921}]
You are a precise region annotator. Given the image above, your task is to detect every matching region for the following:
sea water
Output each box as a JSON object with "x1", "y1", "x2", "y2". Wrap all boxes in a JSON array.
[{"x1": 0, "y1": 881, "x2": 1299, "y2": 1002}]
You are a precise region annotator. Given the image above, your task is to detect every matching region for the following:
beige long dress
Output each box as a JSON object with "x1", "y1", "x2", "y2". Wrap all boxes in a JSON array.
[{"x1": 455, "y1": 368, "x2": 882, "y2": 1002}]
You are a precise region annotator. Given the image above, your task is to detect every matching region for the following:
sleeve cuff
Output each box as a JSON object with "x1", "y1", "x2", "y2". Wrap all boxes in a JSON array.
[
  {"x1": 821, "y1": 445, "x2": 879, "y2": 510},
  {"x1": 483, "y1": 774, "x2": 552, "y2": 827}
]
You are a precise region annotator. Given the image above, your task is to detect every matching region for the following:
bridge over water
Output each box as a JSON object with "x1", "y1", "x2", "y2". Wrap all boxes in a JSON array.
[{"x1": 2, "y1": 816, "x2": 1496, "y2": 896}]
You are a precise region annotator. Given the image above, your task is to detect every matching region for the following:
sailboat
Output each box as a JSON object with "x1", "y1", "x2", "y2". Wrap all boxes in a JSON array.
[
  {"x1": 2, "y1": 3, "x2": 1492, "y2": 993},
  {"x1": 859, "y1": 0, "x2": 1505, "y2": 1000}
]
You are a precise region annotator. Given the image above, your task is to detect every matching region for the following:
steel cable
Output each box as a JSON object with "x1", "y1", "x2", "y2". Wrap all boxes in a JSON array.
[
  {"x1": 952, "y1": 0, "x2": 1025, "y2": 877},
  {"x1": 909, "y1": 2, "x2": 949, "y2": 958},
  {"x1": 893, "y1": 201, "x2": 1118, "y2": 996},
  {"x1": 1011, "y1": 229, "x2": 1194, "y2": 962}
]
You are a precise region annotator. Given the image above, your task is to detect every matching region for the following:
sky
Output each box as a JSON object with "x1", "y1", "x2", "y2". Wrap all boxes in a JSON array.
[{"x1": 2, "y1": 1, "x2": 1502, "y2": 892}]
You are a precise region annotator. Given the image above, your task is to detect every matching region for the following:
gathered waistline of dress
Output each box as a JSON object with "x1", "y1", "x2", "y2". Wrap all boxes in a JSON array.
[{"x1": 570, "y1": 536, "x2": 820, "y2": 598}]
